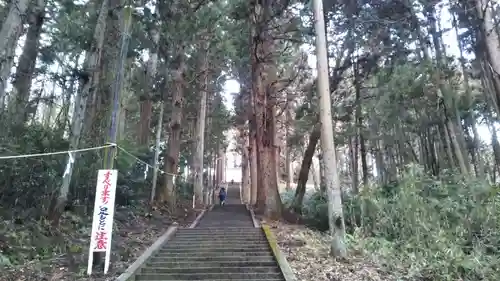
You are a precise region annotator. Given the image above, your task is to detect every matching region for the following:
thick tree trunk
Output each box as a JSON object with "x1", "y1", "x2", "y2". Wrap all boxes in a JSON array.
[
  {"x1": 373, "y1": 139, "x2": 385, "y2": 183},
  {"x1": 359, "y1": 134, "x2": 368, "y2": 185},
  {"x1": 137, "y1": 28, "x2": 159, "y2": 146},
  {"x1": 285, "y1": 107, "x2": 292, "y2": 191},
  {"x1": 85, "y1": 0, "x2": 121, "y2": 147},
  {"x1": 138, "y1": 100, "x2": 152, "y2": 144},
  {"x1": 319, "y1": 154, "x2": 326, "y2": 192},
  {"x1": 349, "y1": 135, "x2": 359, "y2": 193},
  {"x1": 0, "y1": 0, "x2": 30, "y2": 109},
  {"x1": 487, "y1": 116, "x2": 500, "y2": 176},
  {"x1": 0, "y1": 37, "x2": 16, "y2": 111},
  {"x1": 219, "y1": 149, "x2": 226, "y2": 183},
  {"x1": 313, "y1": 0, "x2": 346, "y2": 257},
  {"x1": 249, "y1": 0, "x2": 283, "y2": 217},
  {"x1": 161, "y1": 52, "x2": 185, "y2": 210},
  {"x1": 249, "y1": 133, "x2": 258, "y2": 205},
  {"x1": 253, "y1": 66, "x2": 277, "y2": 212},
  {"x1": 9, "y1": 0, "x2": 45, "y2": 127},
  {"x1": 250, "y1": 0, "x2": 266, "y2": 212},
  {"x1": 56, "y1": 55, "x2": 80, "y2": 137},
  {"x1": 310, "y1": 158, "x2": 320, "y2": 190},
  {"x1": 214, "y1": 145, "x2": 220, "y2": 186},
  {"x1": 150, "y1": 102, "x2": 164, "y2": 204},
  {"x1": 241, "y1": 134, "x2": 251, "y2": 204},
  {"x1": 446, "y1": 118, "x2": 470, "y2": 174},
  {"x1": 193, "y1": 45, "x2": 208, "y2": 207},
  {"x1": 475, "y1": 0, "x2": 500, "y2": 108},
  {"x1": 265, "y1": 104, "x2": 282, "y2": 218}
]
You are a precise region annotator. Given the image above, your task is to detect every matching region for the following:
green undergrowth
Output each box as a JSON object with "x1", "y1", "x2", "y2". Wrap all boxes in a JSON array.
[
  {"x1": 282, "y1": 165, "x2": 500, "y2": 281},
  {"x1": 0, "y1": 211, "x2": 90, "y2": 268}
]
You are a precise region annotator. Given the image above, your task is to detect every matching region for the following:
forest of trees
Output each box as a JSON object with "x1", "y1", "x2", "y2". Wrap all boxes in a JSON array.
[{"x1": 0, "y1": 0, "x2": 499, "y2": 280}]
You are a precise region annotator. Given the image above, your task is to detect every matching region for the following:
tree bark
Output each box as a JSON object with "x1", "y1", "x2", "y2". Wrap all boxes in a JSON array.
[
  {"x1": 150, "y1": 102, "x2": 164, "y2": 204},
  {"x1": 250, "y1": 0, "x2": 282, "y2": 218},
  {"x1": 285, "y1": 106, "x2": 292, "y2": 191},
  {"x1": 161, "y1": 51, "x2": 185, "y2": 211},
  {"x1": 475, "y1": 0, "x2": 500, "y2": 108},
  {"x1": 249, "y1": 133, "x2": 258, "y2": 205},
  {"x1": 9, "y1": 0, "x2": 45, "y2": 127},
  {"x1": 193, "y1": 44, "x2": 209, "y2": 207},
  {"x1": 137, "y1": 27, "x2": 159, "y2": 146},
  {"x1": 313, "y1": 0, "x2": 346, "y2": 257},
  {"x1": 291, "y1": 124, "x2": 319, "y2": 213},
  {"x1": 241, "y1": 132, "x2": 251, "y2": 204},
  {"x1": 0, "y1": 0, "x2": 30, "y2": 109}
]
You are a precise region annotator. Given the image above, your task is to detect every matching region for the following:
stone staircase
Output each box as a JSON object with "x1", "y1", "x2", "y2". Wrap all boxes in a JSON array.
[{"x1": 132, "y1": 185, "x2": 287, "y2": 281}]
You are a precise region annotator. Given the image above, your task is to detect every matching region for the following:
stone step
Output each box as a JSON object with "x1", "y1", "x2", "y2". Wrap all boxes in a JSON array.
[
  {"x1": 202, "y1": 211, "x2": 249, "y2": 214},
  {"x1": 171, "y1": 236, "x2": 267, "y2": 242},
  {"x1": 204, "y1": 210, "x2": 249, "y2": 213},
  {"x1": 136, "y1": 279, "x2": 282, "y2": 281},
  {"x1": 175, "y1": 233, "x2": 260, "y2": 237},
  {"x1": 177, "y1": 228, "x2": 261, "y2": 232},
  {"x1": 141, "y1": 265, "x2": 281, "y2": 274},
  {"x1": 159, "y1": 246, "x2": 270, "y2": 253},
  {"x1": 204, "y1": 211, "x2": 249, "y2": 214},
  {"x1": 137, "y1": 279, "x2": 284, "y2": 281},
  {"x1": 163, "y1": 241, "x2": 269, "y2": 246},
  {"x1": 146, "y1": 260, "x2": 277, "y2": 268},
  {"x1": 147, "y1": 255, "x2": 276, "y2": 263},
  {"x1": 178, "y1": 228, "x2": 260, "y2": 233},
  {"x1": 168, "y1": 240, "x2": 267, "y2": 245},
  {"x1": 164, "y1": 241, "x2": 270, "y2": 247},
  {"x1": 196, "y1": 223, "x2": 253, "y2": 226},
  {"x1": 174, "y1": 234, "x2": 261, "y2": 239},
  {"x1": 177, "y1": 229, "x2": 259, "y2": 233},
  {"x1": 197, "y1": 218, "x2": 253, "y2": 222},
  {"x1": 206, "y1": 210, "x2": 248, "y2": 213},
  {"x1": 197, "y1": 220, "x2": 252, "y2": 223},
  {"x1": 135, "y1": 272, "x2": 283, "y2": 280},
  {"x1": 177, "y1": 229, "x2": 260, "y2": 233},
  {"x1": 153, "y1": 250, "x2": 273, "y2": 257},
  {"x1": 179, "y1": 224, "x2": 259, "y2": 229},
  {"x1": 199, "y1": 218, "x2": 252, "y2": 221},
  {"x1": 202, "y1": 214, "x2": 250, "y2": 217}
]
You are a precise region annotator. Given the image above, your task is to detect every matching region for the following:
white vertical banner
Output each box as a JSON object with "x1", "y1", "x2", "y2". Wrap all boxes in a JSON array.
[{"x1": 87, "y1": 169, "x2": 118, "y2": 275}]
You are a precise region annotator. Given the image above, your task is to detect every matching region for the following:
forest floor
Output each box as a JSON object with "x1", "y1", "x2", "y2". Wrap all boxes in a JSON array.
[
  {"x1": 269, "y1": 221, "x2": 398, "y2": 281},
  {"x1": 0, "y1": 200, "x2": 201, "y2": 281}
]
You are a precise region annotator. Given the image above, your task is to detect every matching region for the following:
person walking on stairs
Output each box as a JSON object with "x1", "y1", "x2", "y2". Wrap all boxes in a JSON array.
[{"x1": 219, "y1": 186, "x2": 227, "y2": 206}]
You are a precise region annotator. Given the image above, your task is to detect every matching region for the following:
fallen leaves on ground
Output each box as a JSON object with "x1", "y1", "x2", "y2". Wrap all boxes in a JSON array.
[
  {"x1": 0, "y1": 200, "x2": 200, "y2": 281},
  {"x1": 269, "y1": 221, "x2": 397, "y2": 281}
]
